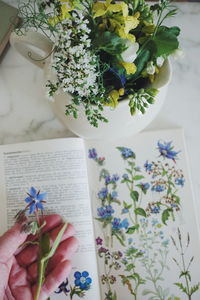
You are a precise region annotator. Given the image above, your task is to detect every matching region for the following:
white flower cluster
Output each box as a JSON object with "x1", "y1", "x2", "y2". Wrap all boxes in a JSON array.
[{"x1": 48, "y1": 10, "x2": 100, "y2": 98}]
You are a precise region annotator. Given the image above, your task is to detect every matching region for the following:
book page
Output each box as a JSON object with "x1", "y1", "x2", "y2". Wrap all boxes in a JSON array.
[
  {"x1": 0, "y1": 138, "x2": 101, "y2": 300},
  {"x1": 85, "y1": 129, "x2": 200, "y2": 300}
]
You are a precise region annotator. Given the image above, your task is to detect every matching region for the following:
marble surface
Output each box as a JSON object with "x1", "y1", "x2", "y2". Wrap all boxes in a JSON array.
[{"x1": 0, "y1": 3, "x2": 200, "y2": 215}]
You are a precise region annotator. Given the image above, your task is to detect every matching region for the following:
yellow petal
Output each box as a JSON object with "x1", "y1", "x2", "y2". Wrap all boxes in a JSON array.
[
  {"x1": 107, "y1": 90, "x2": 120, "y2": 108},
  {"x1": 120, "y1": 2, "x2": 128, "y2": 17},
  {"x1": 48, "y1": 16, "x2": 60, "y2": 26},
  {"x1": 107, "y1": 3, "x2": 122, "y2": 13},
  {"x1": 124, "y1": 16, "x2": 139, "y2": 34},
  {"x1": 119, "y1": 88, "x2": 125, "y2": 96},
  {"x1": 121, "y1": 62, "x2": 137, "y2": 75},
  {"x1": 61, "y1": 4, "x2": 71, "y2": 19},
  {"x1": 93, "y1": 2, "x2": 107, "y2": 18}
]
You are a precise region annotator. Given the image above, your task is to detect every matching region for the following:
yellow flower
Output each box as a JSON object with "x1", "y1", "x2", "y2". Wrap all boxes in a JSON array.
[
  {"x1": 120, "y1": 62, "x2": 137, "y2": 75},
  {"x1": 93, "y1": 0, "x2": 122, "y2": 18},
  {"x1": 48, "y1": 3, "x2": 72, "y2": 26},
  {"x1": 107, "y1": 90, "x2": 120, "y2": 107},
  {"x1": 119, "y1": 88, "x2": 125, "y2": 96}
]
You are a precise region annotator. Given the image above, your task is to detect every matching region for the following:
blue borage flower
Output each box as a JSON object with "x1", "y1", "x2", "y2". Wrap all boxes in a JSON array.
[
  {"x1": 122, "y1": 173, "x2": 129, "y2": 180},
  {"x1": 175, "y1": 177, "x2": 185, "y2": 187},
  {"x1": 112, "y1": 217, "x2": 129, "y2": 230},
  {"x1": 55, "y1": 278, "x2": 70, "y2": 295},
  {"x1": 25, "y1": 187, "x2": 46, "y2": 214},
  {"x1": 157, "y1": 141, "x2": 180, "y2": 161},
  {"x1": 74, "y1": 271, "x2": 92, "y2": 290},
  {"x1": 97, "y1": 205, "x2": 114, "y2": 219}
]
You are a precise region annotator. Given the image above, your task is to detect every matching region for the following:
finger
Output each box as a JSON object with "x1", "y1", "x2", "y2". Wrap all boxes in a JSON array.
[
  {"x1": 27, "y1": 236, "x2": 78, "y2": 282},
  {"x1": 6, "y1": 257, "x2": 32, "y2": 300},
  {"x1": 0, "y1": 224, "x2": 27, "y2": 261},
  {"x1": 16, "y1": 223, "x2": 75, "y2": 267},
  {"x1": 32, "y1": 260, "x2": 72, "y2": 300},
  {"x1": 27, "y1": 214, "x2": 63, "y2": 242}
]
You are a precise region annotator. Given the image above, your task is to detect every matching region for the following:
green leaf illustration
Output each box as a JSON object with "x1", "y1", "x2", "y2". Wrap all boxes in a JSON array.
[
  {"x1": 134, "y1": 207, "x2": 147, "y2": 217},
  {"x1": 130, "y1": 191, "x2": 139, "y2": 202},
  {"x1": 133, "y1": 175, "x2": 145, "y2": 180},
  {"x1": 162, "y1": 208, "x2": 172, "y2": 225},
  {"x1": 126, "y1": 224, "x2": 139, "y2": 234}
]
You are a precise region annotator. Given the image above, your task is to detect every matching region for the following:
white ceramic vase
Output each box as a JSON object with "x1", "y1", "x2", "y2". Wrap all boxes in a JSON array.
[{"x1": 10, "y1": 31, "x2": 171, "y2": 139}]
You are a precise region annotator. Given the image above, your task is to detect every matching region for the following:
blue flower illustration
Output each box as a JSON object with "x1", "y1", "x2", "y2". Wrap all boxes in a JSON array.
[
  {"x1": 151, "y1": 184, "x2": 165, "y2": 192},
  {"x1": 112, "y1": 217, "x2": 129, "y2": 230},
  {"x1": 25, "y1": 187, "x2": 46, "y2": 214},
  {"x1": 97, "y1": 205, "x2": 114, "y2": 219},
  {"x1": 119, "y1": 147, "x2": 135, "y2": 159},
  {"x1": 112, "y1": 218, "x2": 121, "y2": 230},
  {"x1": 88, "y1": 148, "x2": 97, "y2": 159},
  {"x1": 111, "y1": 174, "x2": 120, "y2": 182},
  {"x1": 98, "y1": 187, "x2": 108, "y2": 200},
  {"x1": 144, "y1": 160, "x2": 153, "y2": 172},
  {"x1": 122, "y1": 173, "x2": 129, "y2": 180},
  {"x1": 55, "y1": 278, "x2": 70, "y2": 295},
  {"x1": 111, "y1": 190, "x2": 118, "y2": 199},
  {"x1": 74, "y1": 271, "x2": 92, "y2": 290},
  {"x1": 105, "y1": 175, "x2": 111, "y2": 184},
  {"x1": 175, "y1": 177, "x2": 185, "y2": 187},
  {"x1": 121, "y1": 218, "x2": 129, "y2": 229},
  {"x1": 140, "y1": 182, "x2": 150, "y2": 192},
  {"x1": 122, "y1": 208, "x2": 129, "y2": 214},
  {"x1": 151, "y1": 206, "x2": 161, "y2": 214},
  {"x1": 157, "y1": 141, "x2": 180, "y2": 161}
]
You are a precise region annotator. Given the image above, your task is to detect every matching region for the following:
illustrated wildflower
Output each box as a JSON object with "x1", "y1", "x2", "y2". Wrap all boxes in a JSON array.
[
  {"x1": 118, "y1": 147, "x2": 135, "y2": 159},
  {"x1": 98, "y1": 187, "x2": 108, "y2": 200},
  {"x1": 96, "y1": 237, "x2": 103, "y2": 245},
  {"x1": 151, "y1": 183, "x2": 165, "y2": 192},
  {"x1": 157, "y1": 141, "x2": 180, "y2": 161},
  {"x1": 55, "y1": 278, "x2": 70, "y2": 295},
  {"x1": 175, "y1": 177, "x2": 185, "y2": 186},
  {"x1": 74, "y1": 271, "x2": 92, "y2": 290},
  {"x1": 88, "y1": 148, "x2": 97, "y2": 159},
  {"x1": 97, "y1": 205, "x2": 115, "y2": 219},
  {"x1": 144, "y1": 160, "x2": 153, "y2": 172}
]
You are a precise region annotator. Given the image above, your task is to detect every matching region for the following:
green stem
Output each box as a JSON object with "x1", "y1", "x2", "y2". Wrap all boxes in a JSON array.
[{"x1": 34, "y1": 258, "x2": 45, "y2": 300}]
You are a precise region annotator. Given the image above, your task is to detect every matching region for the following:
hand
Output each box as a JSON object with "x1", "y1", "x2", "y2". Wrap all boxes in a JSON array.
[{"x1": 0, "y1": 214, "x2": 78, "y2": 300}]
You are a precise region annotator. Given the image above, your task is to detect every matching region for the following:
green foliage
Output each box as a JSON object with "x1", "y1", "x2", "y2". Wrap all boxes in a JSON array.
[
  {"x1": 126, "y1": 224, "x2": 139, "y2": 234},
  {"x1": 130, "y1": 191, "x2": 139, "y2": 202},
  {"x1": 162, "y1": 208, "x2": 172, "y2": 225},
  {"x1": 93, "y1": 31, "x2": 127, "y2": 56},
  {"x1": 153, "y1": 26, "x2": 180, "y2": 57},
  {"x1": 134, "y1": 207, "x2": 147, "y2": 217}
]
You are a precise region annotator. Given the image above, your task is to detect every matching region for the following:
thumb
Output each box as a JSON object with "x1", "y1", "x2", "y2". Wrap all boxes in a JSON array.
[{"x1": 0, "y1": 223, "x2": 27, "y2": 262}]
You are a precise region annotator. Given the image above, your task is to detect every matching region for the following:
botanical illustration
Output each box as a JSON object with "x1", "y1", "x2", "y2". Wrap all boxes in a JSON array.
[
  {"x1": 55, "y1": 270, "x2": 92, "y2": 299},
  {"x1": 88, "y1": 140, "x2": 200, "y2": 300}
]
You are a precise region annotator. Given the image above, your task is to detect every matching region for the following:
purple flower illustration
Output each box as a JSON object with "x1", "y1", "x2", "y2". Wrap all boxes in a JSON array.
[
  {"x1": 96, "y1": 237, "x2": 103, "y2": 245},
  {"x1": 55, "y1": 278, "x2": 70, "y2": 295},
  {"x1": 88, "y1": 148, "x2": 97, "y2": 159},
  {"x1": 98, "y1": 187, "x2": 108, "y2": 200}
]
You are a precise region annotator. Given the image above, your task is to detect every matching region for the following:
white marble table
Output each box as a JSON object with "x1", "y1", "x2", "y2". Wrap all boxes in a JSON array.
[{"x1": 0, "y1": 3, "x2": 200, "y2": 215}]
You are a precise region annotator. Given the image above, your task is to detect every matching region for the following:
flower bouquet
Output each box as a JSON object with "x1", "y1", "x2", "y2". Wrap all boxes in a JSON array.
[{"x1": 16, "y1": 0, "x2": 180, "y2": 127}]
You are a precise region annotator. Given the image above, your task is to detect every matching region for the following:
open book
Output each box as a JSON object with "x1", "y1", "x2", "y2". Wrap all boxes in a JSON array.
[{"x1": 0, "y1": 129, "x2": 200, "y2": 300}]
